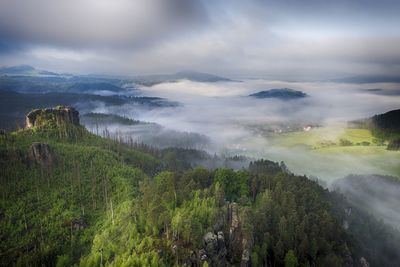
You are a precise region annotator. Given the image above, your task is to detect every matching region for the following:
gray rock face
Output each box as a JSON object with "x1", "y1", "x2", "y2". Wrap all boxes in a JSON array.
[
  {"x1": 72, "y1": 218, "x2": 88, "y2": 231},
  {"x1": 241, "y1": 238, "x2": 251, "y2": 267},
  {"x1": 202, "y1": 231, "x2": 227, "y2": 266},
  {"x1": 200, "y1": 203, "x2": 253, "y2": 266},
  {"x1": 229, "y1": 202, "x2": 240, "y2": 242},
  {"x1": 26, "y1": 106, "x2": 79, "y2": 128},
  {"x1": 360, "y1": 257, "x2": 370, "y2": 267},
  {"x1": 204, "y1": 232, "x2": 218, "y2": 254},
  {"x1": 30, "y1": 142, "x2": 57, "y2": 167}
]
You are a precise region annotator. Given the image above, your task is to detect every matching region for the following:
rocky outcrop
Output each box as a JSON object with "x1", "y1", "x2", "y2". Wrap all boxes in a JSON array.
[
  {"x1": 62, "y1": 218, "x2": 88, "y2": 231},
  {"x1": 343, "y1": 207, "x2": 352, "y2": 230},
  {"x1": 26, "y1": 106, "x2": 79, "y2": 129},
  {"x1": 360, "y1": 257, "x2": 370, "y2": 267},
  {"x1": 229, "y1": 203, "x2": 240, "y2": 238},
  {"x1": 201, "y1": 231, "x2": 227, "y2": 266},
  {"x1": 199, "y1": 203, "x2": 254, "y2": 267},
  {"x1": 228, "y1": 203, "x2": 253, "y2": 267},
  {"x1": 227, "y1": 202, "x2": 242, "y2": 263},
  {"x1": 30, "y1": 142, "x2": 57, "y2": 167}
]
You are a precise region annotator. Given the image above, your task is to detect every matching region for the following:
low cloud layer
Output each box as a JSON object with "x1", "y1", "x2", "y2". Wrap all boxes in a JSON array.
[
  {"x1": 333, "y1": 174, "x2": 400, "y2": 230},
  {"x1": 92, "y1": 79, "x2": 400, "y2": 180}
]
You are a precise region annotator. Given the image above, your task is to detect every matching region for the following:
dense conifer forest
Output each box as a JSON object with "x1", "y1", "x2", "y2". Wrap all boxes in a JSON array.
[{"x1": 1, "y1": 107, "x2": 399, "y2": 267}]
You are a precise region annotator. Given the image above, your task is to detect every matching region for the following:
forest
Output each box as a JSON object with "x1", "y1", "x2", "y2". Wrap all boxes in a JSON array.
[
  {"x1": 1, "y1": 107, "x2": 400, "y2": 267},
  {"x1": 349, "y1": 109, "x2": 400, "y2": 150}
]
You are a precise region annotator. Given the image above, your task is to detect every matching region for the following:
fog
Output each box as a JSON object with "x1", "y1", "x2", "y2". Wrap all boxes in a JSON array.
[
  {"x1": 333, "y1": 174, "x2": 400, "y2": 231},
  {"x1": 86, "y1": 79, "x2": 400, "y2": 181}
]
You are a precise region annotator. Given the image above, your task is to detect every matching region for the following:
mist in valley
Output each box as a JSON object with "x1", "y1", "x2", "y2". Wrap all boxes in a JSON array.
[
  {"x1": 77, "y1": 77, "x2": 400, "y2": 237},
  {"x1": 86, "y1": 78, "x2": 400, "y2": 181}
]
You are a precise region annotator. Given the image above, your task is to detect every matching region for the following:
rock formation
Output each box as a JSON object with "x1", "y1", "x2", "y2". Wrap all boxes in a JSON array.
[
  {"x1": 26, "y1": 106, "x2": 79, "y2": 129},
  {"x1": 201, "y1": 231, "x2": 227, "y2": 266},
  {"x1": 30, "y1": 142, "x2": 57, "y2": 167},
  {"x1": 360, "y1": 257, "x2": 370, "y2": 267},
  {"x1": 199, "y1": 202, "x2": 254, "y2": 267}
]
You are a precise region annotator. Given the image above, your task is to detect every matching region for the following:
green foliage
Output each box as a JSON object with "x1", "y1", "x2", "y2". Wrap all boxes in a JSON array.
[
  {"x1": 214, "y1": 168, "x2": 249, "y2": 201},
  {"x1": 339, "y1": 138, "x2": 353, "y2": 146},
  {"x1": 284, "y1": 250, "x2": 298, "y2": 267},
  {"x1": 0, "y1": 127, "x2": 151, "y2": 266},
  {"x1": 1, "y1": 123, "x2": 398, "y2": 266}
]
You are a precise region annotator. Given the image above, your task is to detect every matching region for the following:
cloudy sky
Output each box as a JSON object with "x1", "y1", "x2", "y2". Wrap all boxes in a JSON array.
[{"x1": 1, "y1": 0, "x2": 400, "y2": 79}]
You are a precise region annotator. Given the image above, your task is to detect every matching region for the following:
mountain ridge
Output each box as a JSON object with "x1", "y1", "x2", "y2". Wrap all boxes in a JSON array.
[{"x1": 249, "y1": 88, "x2": 308, "y2": 100}]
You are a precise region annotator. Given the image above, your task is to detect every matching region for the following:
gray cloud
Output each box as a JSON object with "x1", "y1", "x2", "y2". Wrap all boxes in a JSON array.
[
  {"x1": 1, "y1": 0, "x2": 400, "y2": 78},
  {"x1": 0, "y1": 0, "x2": 207, "y2": 48}
]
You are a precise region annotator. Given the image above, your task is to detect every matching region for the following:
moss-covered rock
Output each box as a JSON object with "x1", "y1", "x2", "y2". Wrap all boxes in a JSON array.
[{"x1": 26, "y1": 106, "x2": 79, "y2": 129}]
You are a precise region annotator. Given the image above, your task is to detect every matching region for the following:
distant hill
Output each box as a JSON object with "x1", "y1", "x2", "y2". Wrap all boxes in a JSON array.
[
  {"x1": 0, "y1": 65, "x2": 58, "y2": 76},
  {"x1": 371, "y1": 109, "x2": 400, "y2": 134},
  {"x1": 133, "y1": 71, "x2": 231, "y2": 86},
  {"x1": 349, "y1": 109, "x2": 400, "y2": 150},
  {"x1": 249, "y1": 88, "x2": 308, "y2": 100},
  {"x1": 80, "y1": 113, "x2": 141, "y2": 126},
  {"x1": 361, "y1": 88, "x2": 400, "y2": 96},
  {"x1": 66, "y1": 82, "x2": 126, "y2": 94},
  {"x1": 0, "y1": 91, "x2": 177, "y2": 130},
  {"x1": 0, "y1": 75, "x2": 131, "y2": 95},
  {"x1": 331, "y1": 75, "x2": 400, "y2": 84},
  {"x1": 350, "y1": 109, "x2": 400, "y2": 137},
  {"x1": 173, "y1": 71, "x2": 231, "y2": 82}
]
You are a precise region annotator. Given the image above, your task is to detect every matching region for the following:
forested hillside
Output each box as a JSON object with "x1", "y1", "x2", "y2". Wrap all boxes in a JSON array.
[
  {"x1": 349, "y1": 109, "x2": 400, "y2": 150},
  {"x1": 1, "y1": 107, "x2": 399, "y2": 266}
]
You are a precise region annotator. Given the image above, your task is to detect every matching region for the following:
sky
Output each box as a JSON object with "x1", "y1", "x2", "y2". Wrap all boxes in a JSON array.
[{"x1": 1, "y1": 0, "x2": 400, "y2": 79}]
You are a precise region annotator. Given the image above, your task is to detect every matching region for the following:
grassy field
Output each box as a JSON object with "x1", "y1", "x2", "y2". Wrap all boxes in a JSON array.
[
  {"x1": 271, "y1": 128, "x2": 378, "y2": 149},
  {"x1": 241, "y1": 127, "x2": 400, "y2": 181}
]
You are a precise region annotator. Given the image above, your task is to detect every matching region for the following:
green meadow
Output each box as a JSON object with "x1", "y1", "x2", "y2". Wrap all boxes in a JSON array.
[
  {"x1": 248, "y1": 127, "x2": 400, "y2": 181},
  {"x1": 271, "y1": 128, "x2": 379, "y2": 149}
]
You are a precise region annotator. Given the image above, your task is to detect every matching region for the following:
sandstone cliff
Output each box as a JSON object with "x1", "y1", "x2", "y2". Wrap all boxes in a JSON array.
[{"x1": 26, "y1": 106, "x2": 79, "y2": 129}]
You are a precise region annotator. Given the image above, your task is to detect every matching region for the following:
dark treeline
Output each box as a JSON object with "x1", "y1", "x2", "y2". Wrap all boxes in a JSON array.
[{"x1": 349, "y1": 108, "x2": 400, "y2": 150}]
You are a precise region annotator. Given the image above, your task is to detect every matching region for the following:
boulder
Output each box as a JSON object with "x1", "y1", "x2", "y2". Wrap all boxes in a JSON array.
[
  {"x1": 204, "y1": 232, "x2": 218, "y2": 255},
  {"x1": 26, "y1": 106, "x2": 79, "y2": 129},
  {"x1": 199, "y1": 249, "x2": 207, "y2": 262},
  {"x1": 360, "y1": 257, "x2": 370, "y2": 267},
  {"x1": 171, "y1": 244, "x2": 178, "y2": 255},
  {"x1": 217, "y1": 231, "x2": 225, "y2": 246},
  {"x1": 30, "y1": 142, "x2": 57, "y2": 167},
  {"x1": 62, "y1": 218, "x2": 88, "y2": 231},
  {"x1": 203, "y1": 231, "x2": 227, "y2": 266},
  {"x1": 72, "y1": 218, "x2": 88, "y2": 230}
]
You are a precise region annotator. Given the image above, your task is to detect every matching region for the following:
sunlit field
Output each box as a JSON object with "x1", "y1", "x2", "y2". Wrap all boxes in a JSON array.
[{"x1": 236, "y1": 127, "x2": 400, "y2": 181}]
